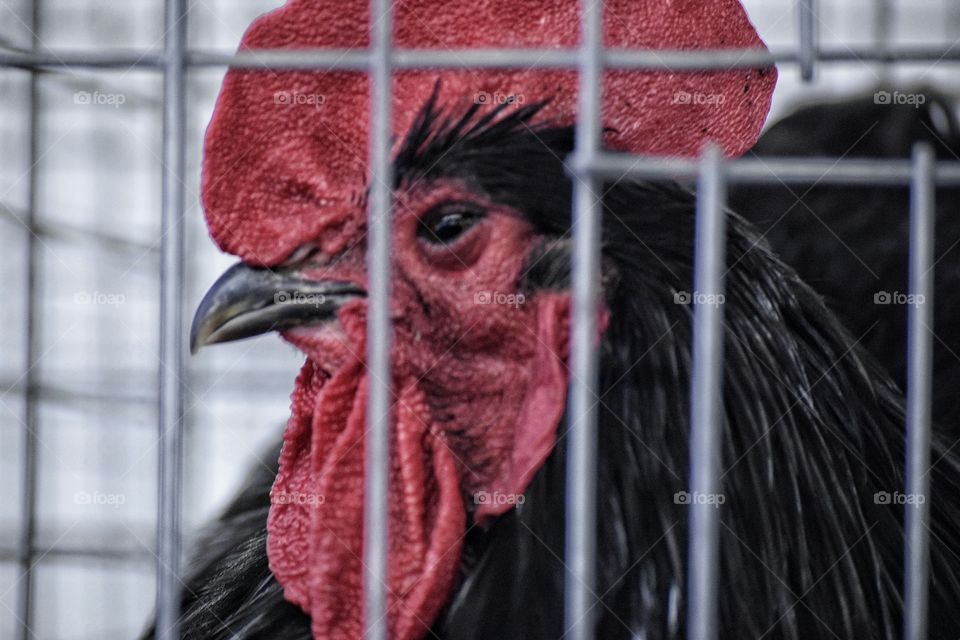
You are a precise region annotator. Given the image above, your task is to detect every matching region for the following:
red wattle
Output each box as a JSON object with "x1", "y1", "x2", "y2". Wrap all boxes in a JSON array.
[{"x1": 267, "y1": 358, "x2": 464, "y2": 640}]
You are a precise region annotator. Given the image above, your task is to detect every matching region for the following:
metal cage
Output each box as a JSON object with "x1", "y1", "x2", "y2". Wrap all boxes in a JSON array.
[{"x1": 2, "y1": 1, "x2": 959, "y2": 639}]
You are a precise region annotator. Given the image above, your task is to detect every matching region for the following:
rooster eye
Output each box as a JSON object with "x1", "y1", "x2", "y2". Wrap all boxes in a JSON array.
[{"x1": 418, "y1": 203, "x2": 484, "y2": 245}]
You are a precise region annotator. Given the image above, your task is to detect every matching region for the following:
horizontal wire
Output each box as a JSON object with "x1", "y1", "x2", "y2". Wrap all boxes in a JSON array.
[
  {"x1": 0, "y1": 546, "x2": 155, "y2": 563},
  {"x1": 588, "y1": 155, "x2": 960, "y2": 186},
  {"x1": 0, "y1": 205, "x2": 159, "y2": 255},
  {"x1": 0, "y1": 45, "x2": 959, "y2": 70}
]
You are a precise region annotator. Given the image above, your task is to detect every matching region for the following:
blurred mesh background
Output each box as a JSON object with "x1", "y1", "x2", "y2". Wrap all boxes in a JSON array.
[{"x1": 0, "y1": 1, "x2": 958, "y2": 638}]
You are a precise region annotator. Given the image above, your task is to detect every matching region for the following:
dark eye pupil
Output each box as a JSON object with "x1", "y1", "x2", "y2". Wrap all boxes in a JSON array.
[
  {"x1": 433, "y1": 214, "x2": 471, "y2": 242},
  {"x1": 419, "y1": 205, "x2": 483, "y2": 245}
]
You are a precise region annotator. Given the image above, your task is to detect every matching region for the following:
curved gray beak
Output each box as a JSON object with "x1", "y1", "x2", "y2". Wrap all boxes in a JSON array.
[{"x1": 190, "y1": 262, "x2": 365, "y2": 354}]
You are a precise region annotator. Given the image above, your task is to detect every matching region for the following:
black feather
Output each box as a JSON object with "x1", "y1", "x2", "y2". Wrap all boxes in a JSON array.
[
  {"x1": 140, "y1": 439, "x2": 312, "y2": 639},
  {"x1": 729, "y1": 89, "x2": 960, "y2": 430}
]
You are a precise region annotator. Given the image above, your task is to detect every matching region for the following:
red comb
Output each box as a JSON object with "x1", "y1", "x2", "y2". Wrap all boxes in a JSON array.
[{"x1": 201, "y1": 0, "x2": 776, "y2": 266}]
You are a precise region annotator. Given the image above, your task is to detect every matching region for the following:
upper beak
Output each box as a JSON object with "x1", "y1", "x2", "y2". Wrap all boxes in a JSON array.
[{"x1": 190, "y1": 262, "x2": 365, "y2": 354}]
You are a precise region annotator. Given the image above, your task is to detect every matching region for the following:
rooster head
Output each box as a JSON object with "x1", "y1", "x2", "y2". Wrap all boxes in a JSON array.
[{"x1": 189, "y1": 1, "x2": 775, "y2": 638}]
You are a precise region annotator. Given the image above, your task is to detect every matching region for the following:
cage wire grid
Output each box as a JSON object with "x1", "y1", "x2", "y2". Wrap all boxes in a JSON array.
[{"x1": 1, "y1": 0, "x2": 959, "y2": 639}]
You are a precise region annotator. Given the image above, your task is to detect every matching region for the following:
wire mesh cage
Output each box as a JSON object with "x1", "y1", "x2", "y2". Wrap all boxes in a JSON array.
[{"x1": 1, "y1": 1, "x2": 959, "y2": 639}]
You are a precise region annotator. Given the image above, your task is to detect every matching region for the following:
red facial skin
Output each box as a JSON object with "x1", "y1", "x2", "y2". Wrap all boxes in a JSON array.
[{"x1": 267, "y1": 181, "x2": 573, "y2": 640}]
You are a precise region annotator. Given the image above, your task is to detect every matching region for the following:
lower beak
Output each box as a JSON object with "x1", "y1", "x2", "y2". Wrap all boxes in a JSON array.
[{"x1": 190, "y1": 262, "x2": 365, "y2": 354}]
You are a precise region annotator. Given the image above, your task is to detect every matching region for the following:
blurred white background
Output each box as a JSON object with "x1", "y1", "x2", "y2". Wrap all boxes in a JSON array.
[{"x1": 0, "y1": 0, "x2": 958, "y2": 637}]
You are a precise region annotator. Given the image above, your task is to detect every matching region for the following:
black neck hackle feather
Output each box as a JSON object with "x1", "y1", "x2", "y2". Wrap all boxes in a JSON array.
[
  {"x1": 730, "y1": 89, "x2": 960, "y2": 433},
  {"x1": 143, "y1": 94, "x2": 960, "y2": 640}
]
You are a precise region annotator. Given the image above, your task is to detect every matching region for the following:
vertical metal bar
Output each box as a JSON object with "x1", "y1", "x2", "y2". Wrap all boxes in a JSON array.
[
  {"x1": 875, "y1": 0, "x2": 893, "y2": 80},
  {"x1": 875, "y1": 0, "x2": 893, "y2": 55},
  {"x1": 15, "y1": 1, "x2": 42, "y2": 638},
  {"x1": 564, "y1": 0, "x2": 602, "y2": 638},
  {"x1": 686, "y1": 145, "x2": 727, "y2": 640},
  {"x1": 155, "y1": 0, "x2": 187, "y2": 638},
  {"x1": 363, "y1": 0, "x2": 392, "y2": 637},
  {"x1": 798, "y1": 0, "x2": 817, "y2": 82},
  {"x1": 903, "y1": 143, "x2": 935, "y2": 640},
  {"x1": 950, "y1": 1, "x2": 960, "y2": 40}
]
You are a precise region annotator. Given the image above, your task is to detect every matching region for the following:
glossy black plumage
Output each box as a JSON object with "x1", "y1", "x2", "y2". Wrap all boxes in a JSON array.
[
  {"x1": 144, "y1": 97, "x2": 960, "y2": 639},
  {"x1": 729, "y1": 89, "x2": 960, "y2": 429}
]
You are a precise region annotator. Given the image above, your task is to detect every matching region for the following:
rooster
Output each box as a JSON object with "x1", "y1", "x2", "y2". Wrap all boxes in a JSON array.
[{"x1": 145, "y1": 1, "x2": 960, "y2": 639}]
